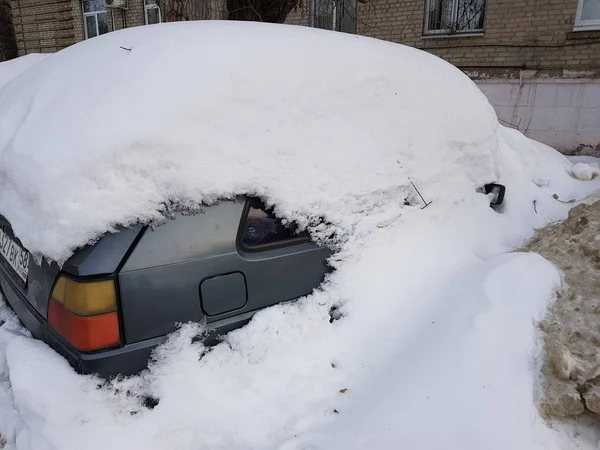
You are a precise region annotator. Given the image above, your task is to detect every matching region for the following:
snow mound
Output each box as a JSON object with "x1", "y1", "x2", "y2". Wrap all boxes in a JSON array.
[
  {"x1": 0, "y1": 20, "x2": 501, "y2": 263},
  {"x1": 569, "y1": 162, "x2": 600, "y2": 181},
  {"x1": 0, "y1": 53, "x2": 50, "y2": 90}
]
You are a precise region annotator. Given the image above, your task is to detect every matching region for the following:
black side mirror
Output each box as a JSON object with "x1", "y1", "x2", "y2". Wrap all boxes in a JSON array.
[{"x1": 484, "y1": 183, "x2": 506, "y2": 207}]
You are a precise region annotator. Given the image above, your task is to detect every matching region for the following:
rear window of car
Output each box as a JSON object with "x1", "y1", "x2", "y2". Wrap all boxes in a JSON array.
[{"x1": 238, "y1": 198, "x2": 309, "y2": 250}]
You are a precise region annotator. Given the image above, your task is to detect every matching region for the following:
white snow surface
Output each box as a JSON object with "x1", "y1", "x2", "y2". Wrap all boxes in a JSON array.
[
  {"x1": 1, "y1": 21, "x2": 600, "y2": 450},
  {"x1": 569, "y1": 162, "x2": 600, "y2": 181},
  {"x1": 1, "y1": 20, "x2": 501, "y2": 263},
  {"x1": 0, "y1": 54, "x2": 50, "y2": 90}
]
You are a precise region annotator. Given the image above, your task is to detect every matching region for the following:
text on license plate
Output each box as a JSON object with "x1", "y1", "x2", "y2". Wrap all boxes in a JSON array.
[{"x1": 0, "y1": 228, "x2": 29, "y2": 283}]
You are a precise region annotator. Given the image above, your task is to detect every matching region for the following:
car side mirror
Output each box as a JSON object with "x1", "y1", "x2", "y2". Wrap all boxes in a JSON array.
[{"x1": 484, "y1": 183, "x2": 506, "y2": 207}]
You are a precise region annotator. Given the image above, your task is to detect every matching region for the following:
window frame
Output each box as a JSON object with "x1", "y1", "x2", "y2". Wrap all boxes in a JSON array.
[
  {"x1": 423, "y1": 0, "x2": 486, "y2": 36},
  {"x1": 308, "y1": 0, "x2": 357, "y2": 34},
  {"x1": 82, "y1": 1, "x2": 108, "y2": 39},
  {"x1": 574, "y1": 0, "x2": 600, "y2": 31},
  {"x1": 144, "y1": 0, "x2": 162, "y2": 25},
  {"x1": 236, "y1": 197, "x2": 311, "y2": 253}
]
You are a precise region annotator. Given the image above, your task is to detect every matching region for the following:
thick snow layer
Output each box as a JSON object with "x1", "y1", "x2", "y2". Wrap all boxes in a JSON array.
[
  {"x1": 569, "y1": 162, "x2": 600, "y2": 181},
  {"x1": 4, "y1": 252, "x2": 599, "y2": 450},
  {"x1": 0, "y1": 54, "x2": 50, "y2": 90},
  {"x1": 0, "y1": 20, "x2": 501, "y2": 263},
  {"x1": 2, "y1": 21, "x2": 600, "y2": 450}
]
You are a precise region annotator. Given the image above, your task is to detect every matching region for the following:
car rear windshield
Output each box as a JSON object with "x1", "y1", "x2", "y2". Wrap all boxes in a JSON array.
[{"x1": 238, "y1": 198, "x2": 309, "y2": 250}]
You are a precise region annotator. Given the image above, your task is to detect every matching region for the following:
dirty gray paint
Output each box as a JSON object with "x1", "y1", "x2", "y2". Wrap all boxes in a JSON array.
[{"x1": 476, "y1": 79, "x2": 600, "y2": 155}]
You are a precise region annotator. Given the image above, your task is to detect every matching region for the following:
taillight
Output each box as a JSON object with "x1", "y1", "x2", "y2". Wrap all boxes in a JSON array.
[{"x1": 48, "y1": 276, "x2": 121, "y2": 352}]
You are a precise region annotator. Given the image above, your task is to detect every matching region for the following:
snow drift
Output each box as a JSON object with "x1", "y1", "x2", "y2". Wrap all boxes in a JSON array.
[
  {"x1": 1, "y1": 21, "x2": 600, "y2": 450},
  {"x1": 0, "y1": 54, "x2": 49, "y2": 91}
]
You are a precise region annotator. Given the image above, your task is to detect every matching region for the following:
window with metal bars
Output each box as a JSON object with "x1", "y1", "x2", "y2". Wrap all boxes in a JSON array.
[
  {"x1": 424, "y1": 0, "x2": 486, "y2": 35},
  {"x1": 308, "y1": 0, "x2": 357, "y2": 34}
]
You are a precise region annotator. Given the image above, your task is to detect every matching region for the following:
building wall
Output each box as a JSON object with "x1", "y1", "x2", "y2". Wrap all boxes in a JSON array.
[
  {"x1": 361, "y1": 0, "x2": 600, "y2": 73},
  {"x1": 15, "y1": 0, "x2": 600, "y2": 73},
  {"x1": 285, "y1": 2, "x2": 308, "y2": 26},
  {"x1": 11, "y1": 0, "x2": 151, "y2": 56},
  {"x1": 286, "y1": 0, "x2": 600, "y2": 154},
  {"x1": 11, "y1": 0, "x2": 229, "y2": 57},
  {"x1": 11, "y1": 0, "x2": 78, "y2": 54},
  {"x1": 287, "y1": 0, "x2": 600, "y2": 73},
  {"x1": 110, "y1": 1, "x2": 145, "y2": 32},
  {"x1": 478, "y1": 78, "x2": 600, "y2": 154}
]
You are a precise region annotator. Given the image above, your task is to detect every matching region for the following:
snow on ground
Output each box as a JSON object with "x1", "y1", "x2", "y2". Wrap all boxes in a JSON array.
[
  {"x1": 0, "y1": 54, "x2": 50, "y2": 90},
  {"x1": 1, "y1": 22, "x2": 600, "y2": 450}
]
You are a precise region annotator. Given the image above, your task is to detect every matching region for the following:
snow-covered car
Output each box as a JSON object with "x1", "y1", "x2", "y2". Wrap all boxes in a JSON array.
[
  {"x1": 3, "y1": 20, "x2": 600, "y2": 450},
  {"x1": 0, "y1": 21, "x2": 510, "y2": 379},
  {"x1": 0, "y1": 197, "x2": 330, "y2": 377}
]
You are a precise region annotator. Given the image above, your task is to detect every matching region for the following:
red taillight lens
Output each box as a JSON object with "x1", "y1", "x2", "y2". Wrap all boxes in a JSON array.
[{"x1": 48, "y1": 276, "x2": 121, "y2": 352}]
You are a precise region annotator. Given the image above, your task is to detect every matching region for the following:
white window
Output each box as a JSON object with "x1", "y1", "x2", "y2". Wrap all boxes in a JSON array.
[
  {"x1": 145, "y1": 0, "x2": 162, "y2": 25},
  {"x1": 308, "y1": 0, "x2": 356, "y2": 34},
  {"x1": 575, "y1": 0, "x2": 600, "y2": 31},
  {"x1": 424, "y1": 0, "x2": 486, "y2": 35},
  {"x1": 83, "y1": 0, "x2": 109, "y2": 39}
]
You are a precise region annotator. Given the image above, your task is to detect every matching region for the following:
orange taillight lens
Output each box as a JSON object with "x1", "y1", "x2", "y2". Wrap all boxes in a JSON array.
[{"x1": 48, "y1": 276, "x2": 120, "y2": 352}]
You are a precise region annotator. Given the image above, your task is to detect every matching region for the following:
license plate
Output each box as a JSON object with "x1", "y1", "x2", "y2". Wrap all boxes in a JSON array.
[{"x1": 0, "y1": 228, "x2": 29, "y2": 283}]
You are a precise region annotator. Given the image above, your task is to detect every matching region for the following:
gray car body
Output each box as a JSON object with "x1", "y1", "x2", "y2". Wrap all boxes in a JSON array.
[{"x1": 0, "y1": 196, "x2": 331, "y2": 377}]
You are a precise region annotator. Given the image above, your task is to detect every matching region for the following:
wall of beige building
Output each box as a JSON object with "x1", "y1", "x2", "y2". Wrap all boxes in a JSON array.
[
  {"x1": 11, "y1": 0, "x2": 153, "y2": 56},
  {"x1": 286, "y1": 1, "x2": 599, "y2": 154},
  {"x1": 11, "y1": 0, "x2": 78, "y2": 55},
  {"x1": 10, "y1": 0, "x2": 231, "y2": 55},
  {"x1": 287, "y1": 0, "x2": 600, "y2": 71}
]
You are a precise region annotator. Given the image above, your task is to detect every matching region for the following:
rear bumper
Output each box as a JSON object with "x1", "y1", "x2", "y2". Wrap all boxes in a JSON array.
[{"x1": 0, "y1": 271, "x2": 165, "y2": 378}]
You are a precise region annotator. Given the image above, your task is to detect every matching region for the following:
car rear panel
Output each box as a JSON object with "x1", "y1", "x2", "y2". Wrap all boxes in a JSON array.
[
  {"x1": 0, "y1": 215, "x2": 147, "y2": 375},
  {"x1": 0, "y1": 217, "x2": 60, "y2": 318},
  {"x1": 1, "y1": 199, "x2": 331, "y2": 377},
  {"x1": 119, "y1": 198, "x2": 332, "y2": 344},
  {"x1": 0, "y1": 215, "x2": 143, "y2": 318}
]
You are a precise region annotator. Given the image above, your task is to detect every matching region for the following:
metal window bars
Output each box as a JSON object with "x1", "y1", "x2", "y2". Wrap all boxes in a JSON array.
[{"x1": 425, "y1": 0, "x2": 486, "y2": 34}]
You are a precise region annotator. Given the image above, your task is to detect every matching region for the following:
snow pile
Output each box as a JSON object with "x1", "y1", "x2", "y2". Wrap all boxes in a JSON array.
[
  {"x1": 1, "y1": 22, "x2": 600, "y2": 450},
  {"x1": 0, "y1": 54, "x2": 50, "y2": 90},
  {"x1": 569, "y1": 162, "x2": 600, "y2": 181}
]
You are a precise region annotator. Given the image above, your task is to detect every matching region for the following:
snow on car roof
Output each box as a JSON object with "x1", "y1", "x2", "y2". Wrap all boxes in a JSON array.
[
  {"x1": 0, "y1": 53, "x2": 50, "y2": 90},
  {"x1": 0, "y1": 20, "x2": 502, "y2": 263}
]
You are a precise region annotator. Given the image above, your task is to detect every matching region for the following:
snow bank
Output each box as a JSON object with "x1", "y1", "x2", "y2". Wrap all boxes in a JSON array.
[
  {"x1": 293, "y1": 252, "x2": 582, "y2": 450},
  {"x1": 1, "y1": 21, "x2": 600, "y2": 450},
  {"x1": 0, "y1": 54, "x2": 50, "y2": 90}
]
